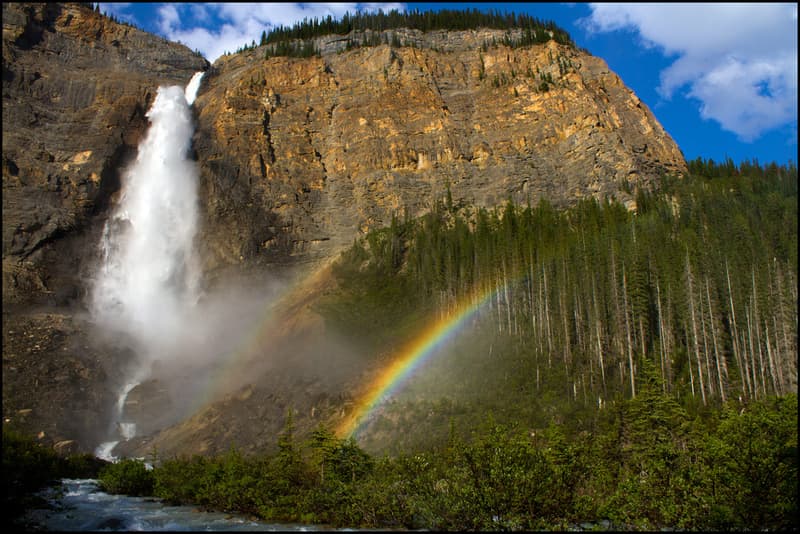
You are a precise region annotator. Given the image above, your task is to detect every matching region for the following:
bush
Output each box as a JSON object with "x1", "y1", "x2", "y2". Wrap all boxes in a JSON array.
[
  {"x1": 702, "y1": 394, "x2": 798, "y2": 530},
  {"x1": 89, "y1": 396, "x2": 797, "y2": 531},
  {"x1": 3, "y1": 430, "x2": 108, "y2": 529},
  {"x1": 98, "y1": 459, "x2": 154, "y2": 496}
]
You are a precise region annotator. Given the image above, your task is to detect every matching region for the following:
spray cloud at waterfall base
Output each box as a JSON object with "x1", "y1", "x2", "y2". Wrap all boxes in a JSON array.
[{"x1": 85, "y1": 73, "x2": 359, "y2": 460}]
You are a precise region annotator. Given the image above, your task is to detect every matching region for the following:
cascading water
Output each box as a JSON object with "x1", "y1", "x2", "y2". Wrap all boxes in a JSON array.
[{"x1": 91, "y1": 72, "x2": 204, "y2": 460}]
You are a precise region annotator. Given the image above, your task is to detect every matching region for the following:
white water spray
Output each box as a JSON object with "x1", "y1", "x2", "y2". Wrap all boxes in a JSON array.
[
  {"x1": 184, "y1": 71, "x2": 203, "y2": 105},
  {"x1": 92, "y1": 72, "x2": 204, "y2": 459}
]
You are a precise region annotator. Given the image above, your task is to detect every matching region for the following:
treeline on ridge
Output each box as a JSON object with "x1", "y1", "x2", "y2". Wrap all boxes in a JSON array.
[
  {"x1": 253, "y1": 8, "x2": 576, "y2": 58},
  {"x1": 265, "y1": 8, "x2": 574, "y2": 46}
]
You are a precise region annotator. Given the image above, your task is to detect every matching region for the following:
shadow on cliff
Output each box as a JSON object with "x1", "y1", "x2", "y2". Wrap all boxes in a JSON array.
[{"x1": 13, "y1": 3, "x2": 62, "y2": 51}]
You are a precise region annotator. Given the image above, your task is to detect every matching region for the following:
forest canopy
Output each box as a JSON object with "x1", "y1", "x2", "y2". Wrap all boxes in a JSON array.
[{"x1": 253, "y1": 8, "x2": 578, "y2": 58}]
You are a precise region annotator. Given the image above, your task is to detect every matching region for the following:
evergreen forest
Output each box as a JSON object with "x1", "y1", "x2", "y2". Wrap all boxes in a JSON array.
[{"x1": 321, "y1": 158, "x2": 797, "y2": 448}]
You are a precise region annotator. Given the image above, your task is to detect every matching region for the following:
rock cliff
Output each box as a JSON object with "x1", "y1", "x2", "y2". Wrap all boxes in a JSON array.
[
  {"x1": 3, "y1": 3, "x2": 686, "y2": 454},
  {"x1": 194, "y1": 28, "x2": 686, "y2": 276},
  {"x1": 3, "y1": 2, "x2": 208, "y2": 306},
  {"x1": 2, "y1": 2, "x2": 207, "y2": 450}
]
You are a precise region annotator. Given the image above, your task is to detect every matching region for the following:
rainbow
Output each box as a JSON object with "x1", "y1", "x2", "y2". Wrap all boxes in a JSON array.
[{"x1": 336, "y1": 285, "x2": 499, "y2": 438}]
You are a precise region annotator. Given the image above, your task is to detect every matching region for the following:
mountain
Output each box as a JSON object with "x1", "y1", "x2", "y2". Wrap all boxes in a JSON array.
[{"x1": 3, "y1": 3, "x2": 688, "y2": 455}]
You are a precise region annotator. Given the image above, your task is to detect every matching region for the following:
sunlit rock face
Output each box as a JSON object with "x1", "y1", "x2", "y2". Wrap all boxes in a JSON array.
[
  {"x1": 193, "y1": 29, "x2": 686, "y2": 276},
  {"x1": 2, "y1": 3, "x2": 686, "y2": 309}
]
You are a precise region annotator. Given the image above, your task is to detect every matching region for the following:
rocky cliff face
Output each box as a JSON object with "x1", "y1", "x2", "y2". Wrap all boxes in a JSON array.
[
  {"x1": 2, "y1": 2, "x2": 208, "y2": 306},
  {"x1": 2, "y1": 2, "x2": 207, "y2": 450},
  {"x1": 194, "y1": 28, "x2": 686, "y2": 276},
  {"x1": 3, "y1": 4, "x2": 686, "y2": 454}
]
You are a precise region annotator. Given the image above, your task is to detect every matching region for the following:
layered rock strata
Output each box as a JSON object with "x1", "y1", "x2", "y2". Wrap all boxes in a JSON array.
[{"x1": 194, "y1": 31, "x2": 686, "y2": 273}]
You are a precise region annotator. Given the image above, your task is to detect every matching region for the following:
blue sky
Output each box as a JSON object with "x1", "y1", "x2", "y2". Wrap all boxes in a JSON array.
[{"x1": 99, "y1": 3, "x2": 798, "y2": 166}]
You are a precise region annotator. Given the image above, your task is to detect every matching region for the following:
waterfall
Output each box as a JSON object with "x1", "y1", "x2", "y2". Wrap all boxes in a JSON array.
[{"x1": 92, "y1": 72, "x2": 204, "y2": 460}]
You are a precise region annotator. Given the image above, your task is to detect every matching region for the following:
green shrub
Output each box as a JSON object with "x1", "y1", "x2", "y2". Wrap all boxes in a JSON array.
[
  {"x1": 88, "y1": 395, "x2": 798, "y2": 531},
  {"x1": 98, "y1": 458, "x2": 154, "y2": 496},
  {"x1": 2, "y1": 430, "x2": 108, "y2": 529}
]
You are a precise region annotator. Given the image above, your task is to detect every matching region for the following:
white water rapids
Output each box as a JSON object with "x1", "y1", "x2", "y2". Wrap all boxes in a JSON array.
[
  {"x1": 21, "y1": 479, "x2": 325, "y2": 531},
  {"x1": 91, "y1": 72, "x2": 205, "y2": 460}
]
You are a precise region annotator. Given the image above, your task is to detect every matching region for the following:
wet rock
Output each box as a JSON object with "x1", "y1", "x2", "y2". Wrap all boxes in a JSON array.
[{"x1": 53, "y1": 439, "x2": 78, "y2": 455}]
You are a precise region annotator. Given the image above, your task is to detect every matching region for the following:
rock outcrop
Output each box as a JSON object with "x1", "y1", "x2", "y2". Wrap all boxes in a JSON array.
[
  {"x1": 3, "y1": 3, "x2": 687, "y2": 454},
  {"x1": 1, "y1": 307, "x2": 133, "y2": 450}
]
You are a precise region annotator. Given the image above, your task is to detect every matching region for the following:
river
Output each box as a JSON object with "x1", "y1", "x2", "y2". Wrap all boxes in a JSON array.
[{"x1": 20, "y1": 478, "x2": 335, "y2": 531}]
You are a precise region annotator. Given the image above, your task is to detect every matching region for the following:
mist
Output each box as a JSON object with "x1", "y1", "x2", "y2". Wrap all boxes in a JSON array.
[{"x1": 86, "y1": 70, "x2": 370, "y2": 459}]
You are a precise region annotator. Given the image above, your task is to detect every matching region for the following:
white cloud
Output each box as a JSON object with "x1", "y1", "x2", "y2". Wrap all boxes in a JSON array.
[
  {"x1": 581, "y1": 3, "x2": 798, "y2": 142},
  {"x1": 157, "y1": 4, "x2": 180, "y2": 35},
  {"x1": 190, "y1": 4, "x2": 210, "y2": 23},
  {"x1": 154, "y1": 3, "x2": 406, "y2": 63}
]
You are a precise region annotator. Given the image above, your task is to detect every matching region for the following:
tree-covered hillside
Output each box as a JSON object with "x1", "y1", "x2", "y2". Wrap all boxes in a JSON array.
[{"x1": 319, "y1": 158, "x2": 797, "y2": 451}]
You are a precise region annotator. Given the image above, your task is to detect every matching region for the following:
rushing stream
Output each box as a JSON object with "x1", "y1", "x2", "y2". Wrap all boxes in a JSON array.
[{"x1": 20, "y1": 479, "x2": 332, "y2": 531}]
